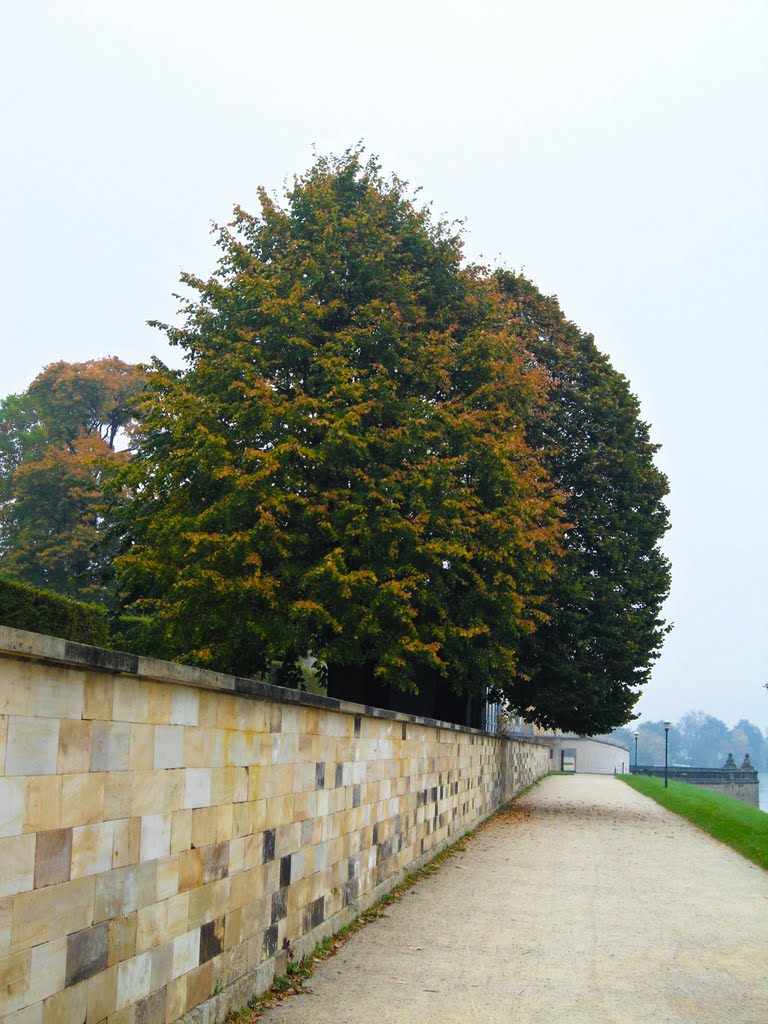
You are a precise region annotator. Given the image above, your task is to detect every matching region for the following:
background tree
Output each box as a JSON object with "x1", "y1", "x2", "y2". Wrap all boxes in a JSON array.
[
  {"x1": 112, "y1": 152, "x2": 564, "y2": 695},
  {"x1": 609, "y1": 713, "x2": 766, "y2": 769},
  {"x1": 492, "y1": 273, "x2": 672, "y2": 734},
  {"x1": 728, "y1": 718, "x2": 765, "y2": 770},
  {"x1": 676, "y1": 710, "x2": 730, "y2": 767},
  {"x1": 0, "y1": 357, "x2": 147, "y2": 601}
]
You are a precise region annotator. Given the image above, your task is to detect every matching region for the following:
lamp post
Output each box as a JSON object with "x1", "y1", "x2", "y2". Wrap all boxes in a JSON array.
[
  {"x1": 634, "y1": 731, "x2": 639, "y2": 772},
  {"x1": 663, "y1": 721, "x2": 671, "y2": 788}
]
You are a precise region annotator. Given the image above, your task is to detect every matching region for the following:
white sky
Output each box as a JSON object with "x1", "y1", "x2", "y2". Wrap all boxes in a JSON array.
[{"x1": 1, "y1": 0, "x2": 766, "y2": 728}]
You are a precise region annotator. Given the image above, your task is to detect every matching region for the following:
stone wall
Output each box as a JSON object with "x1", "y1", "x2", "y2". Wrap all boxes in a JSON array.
[{"x1": 0, "y1": 627, "x2": 548, "y2": 1023}]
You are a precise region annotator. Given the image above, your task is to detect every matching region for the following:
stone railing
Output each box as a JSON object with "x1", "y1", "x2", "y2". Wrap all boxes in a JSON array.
[{"x1": 630, "y1": 766, "x2": 759, "y2": 807}]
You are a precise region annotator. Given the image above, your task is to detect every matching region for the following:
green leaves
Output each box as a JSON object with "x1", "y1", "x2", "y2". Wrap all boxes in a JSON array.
[
  {"x1": 113, "y1": 153, "x2": 564, "y2": 694},
  {"x1": 0, "y1": 358, "x2": 148, "y2": 601},
  {"x1": 494, "y1": 272, "x2": 671, "y2": 733}
]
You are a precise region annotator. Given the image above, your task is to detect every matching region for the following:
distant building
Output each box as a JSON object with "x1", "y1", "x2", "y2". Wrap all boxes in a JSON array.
[{"x1": 494, "y1": 716, "x2": 630, "y2": 774}]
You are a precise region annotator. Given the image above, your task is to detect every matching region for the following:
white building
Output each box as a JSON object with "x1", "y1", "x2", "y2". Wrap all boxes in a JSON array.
[{"x1": 542, "y1": 735, "x2": 630, "y2": 774}]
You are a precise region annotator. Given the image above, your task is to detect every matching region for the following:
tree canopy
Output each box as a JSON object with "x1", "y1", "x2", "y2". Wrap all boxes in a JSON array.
[
  {"x1": 112, "y1": 153, "x2": 564, "y2": 694},
  {"x1": 0, "y1": 152, "x2": 672, "y2": 733},
  {"x1": 492, "y1": 274, "x2": 671, "y2": 733},
  {"x1": 0, "y1": 357, "x2": 147, "y2": 600}
]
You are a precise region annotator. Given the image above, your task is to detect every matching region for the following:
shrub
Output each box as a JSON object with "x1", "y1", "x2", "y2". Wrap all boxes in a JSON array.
[{"x1": 0, "y1": 576, "x2": 109, "y2": 647}]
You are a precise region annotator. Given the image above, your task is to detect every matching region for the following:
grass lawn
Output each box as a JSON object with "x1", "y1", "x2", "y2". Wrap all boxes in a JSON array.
[{"x1": 618, "y1": 774, "x2": 768, "y2": 871}]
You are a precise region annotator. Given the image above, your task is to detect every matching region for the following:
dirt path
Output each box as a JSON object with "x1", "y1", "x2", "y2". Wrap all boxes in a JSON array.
[{"x1": 258, "y1": 774, "x2": 768, "y2": 1024}]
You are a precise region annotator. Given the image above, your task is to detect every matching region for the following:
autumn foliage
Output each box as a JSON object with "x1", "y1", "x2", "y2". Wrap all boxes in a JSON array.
[
  {"x1": 0, "y1": 154, "x2": 671, "y2": 733},
  {"x1": 0, "y1": 358, "x2": 147, "y2": 600},
  {"x1": 113, "y1": 155, "x2": 565, "y2": 697}
]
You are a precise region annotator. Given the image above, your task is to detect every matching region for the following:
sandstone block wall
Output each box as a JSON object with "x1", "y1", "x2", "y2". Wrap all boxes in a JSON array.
[{"x1": 0, "y1": 627, "x2": 548, "y2": 1023}]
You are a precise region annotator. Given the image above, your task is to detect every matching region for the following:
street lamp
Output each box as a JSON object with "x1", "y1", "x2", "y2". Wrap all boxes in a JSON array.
[
  {"x1": 634, "y1": 731, "x2": 639, "y2": 771},
  {"x1": 663, "y1": 721, "x2": 671, "y2": 788}
]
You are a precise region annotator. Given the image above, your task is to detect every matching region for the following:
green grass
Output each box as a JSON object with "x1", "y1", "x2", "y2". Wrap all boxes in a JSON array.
[{"x1": 618, "y1": 774, "x2": 768, "y2": 870}]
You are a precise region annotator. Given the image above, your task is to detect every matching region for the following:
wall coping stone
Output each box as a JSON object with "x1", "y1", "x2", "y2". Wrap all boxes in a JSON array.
[{"x1": 0, "y1": 624, "x2": 500, "y2": 738}]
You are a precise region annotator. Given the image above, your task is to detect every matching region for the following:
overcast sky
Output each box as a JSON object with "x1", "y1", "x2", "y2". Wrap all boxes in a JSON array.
[{"x1": 2, "y1": 0, "x2": 766, "y2": 728}]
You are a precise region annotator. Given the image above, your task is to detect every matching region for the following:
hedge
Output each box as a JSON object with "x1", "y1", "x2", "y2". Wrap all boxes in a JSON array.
[{"x1": 0, "y1": 576, "x2": 109, "y2": 647}]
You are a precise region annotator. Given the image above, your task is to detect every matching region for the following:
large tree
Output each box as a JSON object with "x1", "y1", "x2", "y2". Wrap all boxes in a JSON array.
[
  {"x1": 112, "y1": 153, "x2": 564, "y2": 693},
  {"x1": 0, "y1": 357, "x2": 147, "y2": 600},
  {"x1": 492, "y1": 273, "x2": 671, "y2": 733}
]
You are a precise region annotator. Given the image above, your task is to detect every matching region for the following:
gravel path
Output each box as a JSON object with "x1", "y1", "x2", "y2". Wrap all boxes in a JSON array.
[{"x1": 258, "y1": 774, "x2": 768, "y2": 1024}]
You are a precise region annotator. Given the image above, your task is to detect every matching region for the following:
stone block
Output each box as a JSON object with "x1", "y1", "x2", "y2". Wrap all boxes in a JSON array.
[
  {"x1": 23, "y1": 776, "x2": 62, "y2": 834},
  {"x1": 113, "y1": 678, "x2": 149, "y2": 724},
  {"x1": 170, "y1": 810, "x2": 192, "y2": 855},
  {"x1": 5, "y1": 1002, "x2": 44, "y2": 1024},
  {"x1": 232, "y1": 802, "x2": 252, "y2": 840},
  {"x1": 0, "y1": 895, "x2": 11, "y2": 957},
  {"x1": 233, "y1": 768, "x2": 248, "y2": 804},
  {"x1": 86, "y1": 963, "x2": 117, "y2": 1022},
  {"x1": 172, "y1": 927, "x2": 200, "y2": 979},
  {"x1": 131, "y1": 772, "x2": 165, "y2": 818},
  {"x1": 184, "y1": 769, "x2": 212, "y2": 810},
  {"x1": 0, "y1": 947, "x2": 32, "y2": 1016},
  {"x1": 11, "y1": 886, "x2": 54, "y2": 951},
  {"x1": 92, "y1": 867, "x2": 124, "y2": 923},
  {"x1": 65, "y1": 921, "x2": 108, "y2": 986},
  {"x1": 27, "y1": 936, "x2": 67, "y2": 1006},
  {"x1": 163, "y1": 770, "x2": 186, "y2": 814},
  {"x1": 91, "y1": 721, "x2": 131, "y2": 772},
  {"x1": 6, "y1": 718, "x2": 60, "y2": 776},
  {"x1": 184, "y1": 959, "x2": 212, "y2": 1013},
  {"x1": 127, "y1": 861, "x2": 159, "y2": 916},
  {"x1": 155, "y1": 855, "x2": 179, "y2": 902},
  {"x1": 165, "y1": 973, "x2": 187, "y2": 1023},
  {"x1": 228, "y1": 837, "x2": 244, "y2": 877},
  {"x1": 251, "y1": 799, "x2": 266, "y2": 835},
  {"x1": 229, "y1": 868, "x2": 262, "y2": 913},
  {"x1": 187, "y1": 878, "x2": 228, "y2": 931},
  {"x1": 71, "y1": 822, "x2": 115, "y2": 879},
  {"x1": 136, "y1": 892, "x2": 189, "y2": 954},
  {"x1": 262, "y1": 829, "x2": 275, "y2": 865},
  {"x1": 57, "y1": 719, "x2": 91, "y2": 775},
  {"x1": 196, "y1": 692, "x2": 217, "y2": 730},
  {"x1": 108, "y1": 912, "x2": 137, "y2": 966},
  {"x1": 153, "y1": 726, "x2": 184, "y2": 770},
  {"x1": 134, "y1": 986, "x2": 166, "y2": 1024},
  {"x1": 34, "y1": 672, "x2": 84, "y2": 720},
  {"x1": 128, "y1": 724, "x2": 155, "y2": 772},
  {"x1": 146, "y1": 683, "x2": 171, "y2": 726},
  {"x1": 177, "y1": 848, "x2": 203, "y2": 895},
  {"x1": 116, "y1": 950, "x2": 152, "y2": 1010},
  {"x1": 61, "y1": 773, "x2": 105, "y2": 828},
  {"x1": 104, "y1": 772, "x2": 133, "y2": 822},
  {"x1": 150, "y1": 939, "x2": 174, "y2": 991},
  {"x1": 139, "y1": 814, "x2": 171, "y2": 863},
  {"x1": 0, "y1": 834, "x2": 36, "y2": 898},
  {"x1": 169, "y1": 688, "x2": 198, "y2": 728},
  {"x1": 209, "y1": 766, "x2": 233, "y2": 807},
  {"x1": 52, "y1": 876, "x2": 95, "y2": 939},
  {"x1": 42, "y1": 976, "x2": 88, "y2": 1024},
  {"x1": 112, "y1": 817, "x2": 141, "y2": 870},
  {"x1": 269, "y1": 706, "x2": 282, "y2": 734},
  {"x1": 0, "y1": 662, "x2": 35, "y2": 716},
  {"x1": 223, "y1": 909, "x2": 241, "y2": 952},
  {"x1": 215, "y1": 803, "x2": 234, "y2": 844},
  {"x1": 83, "y1": 675, "x2": 113, "y2": 722},
  {"x1": 198, "y1": 916, "x2": 224, "y2": 964},
  {"x1": 0, "y1": 778, "x2": 25, "y2": 837},
  {"x1": 190, "y1": 808, "x2": 217, "y2": 850}
]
